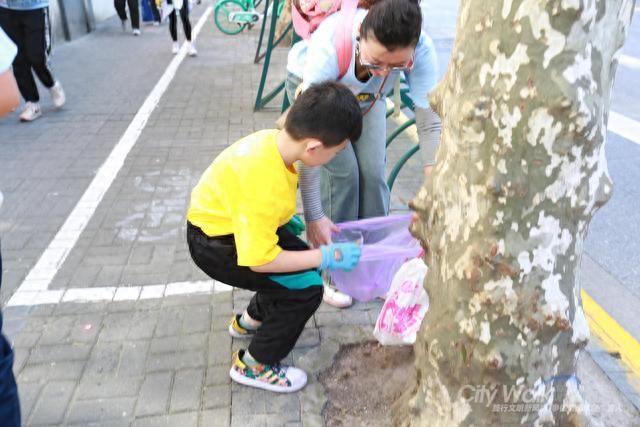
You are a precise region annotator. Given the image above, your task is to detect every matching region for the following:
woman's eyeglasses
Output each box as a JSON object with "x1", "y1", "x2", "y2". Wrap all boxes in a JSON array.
[{"x1": 355, "y1": 40, "x2": 415, "y2": 73}]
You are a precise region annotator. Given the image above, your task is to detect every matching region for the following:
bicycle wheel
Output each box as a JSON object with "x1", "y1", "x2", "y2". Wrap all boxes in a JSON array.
[{"x1": 214, "y1": 0, "x2": 248, "y2": 35}]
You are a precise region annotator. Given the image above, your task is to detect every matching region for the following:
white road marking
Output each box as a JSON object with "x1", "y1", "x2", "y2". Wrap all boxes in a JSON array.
[
  {"x1": 619, "y1": 54, "x2": 640, "y2": 70},
  {"x1": 6, "y1": 280, "x2": 231, "y2": 307},
  {"x1": 609, "y1": 111, "x2": 640, "y2": 146},
  {"x1": 6, "y1": 7, "x2": 214, "y2": 307}
]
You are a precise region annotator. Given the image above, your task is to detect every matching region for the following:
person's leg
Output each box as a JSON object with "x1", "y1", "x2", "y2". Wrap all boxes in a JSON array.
[
  {"x1": 187, "y1": 222, "x2": 321, "y2": 392},
  {"x1": 114, "y1": 0, "x2": 128, "y2": 21},
  {"x1": 22, "y1": 8, "x2": 55, "y2": 89},
  {"x1": 352, "y1": 98, "x2": 389, "y2": 218},
  {"x1": 179, "y1": 3, "x2": 192, "y2": 41},
  {"x1": 0, "y1": 9, "x2": 38, "y2": 102},
  {"x1": 149, "y1": 0, "x2": 161, "y2": 23},
  {"x1": 127, "y1": 0, "x2": 140, "y2": 30},
  {"x1": 319, "y1": 148, "x2": 360, "y2": 223},
  {"x1": 168, "y1": 9, "x2": 178, "y2": 41}
]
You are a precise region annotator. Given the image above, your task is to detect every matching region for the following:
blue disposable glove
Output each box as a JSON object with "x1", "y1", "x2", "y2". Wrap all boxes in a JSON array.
[{"x1": 320, "y1": 243, "x2": 361, "y2": 272}]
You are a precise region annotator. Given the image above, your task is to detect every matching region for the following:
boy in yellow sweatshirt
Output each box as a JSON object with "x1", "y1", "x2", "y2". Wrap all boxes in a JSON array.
[{"x1": 187, "y1": 82, "x2": 363, "y2": 392}]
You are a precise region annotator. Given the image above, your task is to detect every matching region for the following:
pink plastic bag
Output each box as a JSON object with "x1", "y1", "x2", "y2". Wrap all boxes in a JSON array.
[
  {"x1": 374, "y1": 258, "x2": 429, "y2": 345},
  {"x1": 328, "y1": 214, "x2": 421, "y2": 301}
]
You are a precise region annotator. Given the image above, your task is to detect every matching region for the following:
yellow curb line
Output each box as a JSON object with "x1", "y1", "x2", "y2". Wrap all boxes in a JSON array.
[{"x1": 582, "y1": 290, "x2": 640, "y2": 379}]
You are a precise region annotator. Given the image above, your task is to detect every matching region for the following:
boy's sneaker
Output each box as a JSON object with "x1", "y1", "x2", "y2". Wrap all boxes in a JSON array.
[
  {"x1": 229, "y1": 350, "x2": 307, "y2": 393},
  {"x1": 133, "y1": 28, "x2": 141, "y2": 36},
  {"x1": 172, "y1": 42, "x2": 180, "y2": 54},
  {"x1": 228, "y1": 314, "x2": 256, "y2": 339},
  {"x1": 49, "y1": 81, "x2": 65, "y2": 108},
  {"x1": 19, "y1": 102, "x2": 42, "y2": 122}
]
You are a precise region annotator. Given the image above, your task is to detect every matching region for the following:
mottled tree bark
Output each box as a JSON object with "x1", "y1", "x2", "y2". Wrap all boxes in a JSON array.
[{"x1": 397, "y1": 1, "x2": 635, "y2": 426}]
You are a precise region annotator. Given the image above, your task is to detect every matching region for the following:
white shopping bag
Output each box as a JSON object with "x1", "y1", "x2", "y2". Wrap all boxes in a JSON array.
[{"x1": 374, "y1": 258, "x2": 429, "y2": 345}]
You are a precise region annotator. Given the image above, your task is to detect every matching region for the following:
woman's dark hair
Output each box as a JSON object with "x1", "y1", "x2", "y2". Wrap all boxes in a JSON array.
[
  {"x1": 285, "y1": 82, "x2": 362, "y2": 147},
  {"x1": 360, "y1": 0, "x2": 422, "y2": 51}
]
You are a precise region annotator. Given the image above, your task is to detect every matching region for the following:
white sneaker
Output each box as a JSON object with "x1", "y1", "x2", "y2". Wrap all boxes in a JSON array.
[
  {"x1": 187, "y1": 42, "x2": 197, "y2": 57},
  {"x1": 323, "y1": 284, "x2": 353, "y2": 308},
  {"x1": 230, "y1": 350, "x2": 307, "y2": 393},
  {"x1": 153, "y1": 21, "x2": 160, "y2": 26},
  {"x1": 172, "y1": 42, "x2": 180, "y2": 54},
  {"x1": 133, "y1": 28, "x2": 141, "y2": 36},
  {"x1": 19, "y1": 102, "x2": 42, "y2": 122},
  {"x1": 49, "y1": 81, "x2": 65, "y2": 108}
]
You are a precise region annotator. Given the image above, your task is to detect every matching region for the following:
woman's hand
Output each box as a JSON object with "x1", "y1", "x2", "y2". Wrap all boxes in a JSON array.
[{"x1": 306, "y1": 216, "x2": 339, "y2": 248}]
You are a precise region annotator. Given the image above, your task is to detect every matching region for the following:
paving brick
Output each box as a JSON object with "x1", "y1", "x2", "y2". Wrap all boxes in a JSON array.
[
  {"x1": 180, "y1": 332, "x2": 208, "y2": 351},
  {"x1": 200, "y1": 408, "x2": 231, "y2": 427},
  {"x1": 29, "y1": 342, "x2": 92, "y2": 364},
  {"x1": 119, "y1": 340, "x2": 149, "y2": 377},
  {"x1": 150, "y1": 336, "x2": 180, "y2": 354},
  {"x1": 37, "y1": 315, "x2": 75, "y2": 345},
  {"x1": 170, "y1": 368, "x2": 204, "y2": 412},
  {"x1": 208, "y1": 332, "x2": 232, "y2": 365},
  {"x1": 203, "y1": 385, "x2": 230, "y2": 409},
  {"x1": 132, "y1": 412, "x2": 199, "y2": 427},
  {"x1": 85, "y1": 342, "x2": 121, "y2": 376},
  {"x1": 12, "y1": 331, "x2": 41, "y2": 348},
  {"x1": 76, "y1": 376, "x2": 144, "y2": 399},
  {"x1": 12, "y1": 347, "x2": 29, "y2": 374},
  {"x1": 155, "y1": 310, "x2": 184, "y2": 337},
  {"x1": 182, "y1": 305, "x2": 211, "y2": 334},
  {"x1": 66, "y1": 397, "x2": 137, "y2": 424},
  {"x1": 135, "y1": 372, "x2": 173, "y2": 417},
  {"x1": 294, "y1": 328, "x2": 320, "y2": 349},
  {"x1": 17, "y1": 380, "x2": 43, "y2": 422},
  {"x1": 28, "y1": 380, "x2": 76, "y2": 425},
  {"x1": 341, "y1": 309, "x2": 372, "y2": 325},
  {"x1": 206, "y1": 365, "x2": 231, "y2": 387},
  {"x1": 19, "y1": 361, "x2": 85, "y2": 382},
  {"x1": 128, "y1": 312, "x2": 159, "y2": 340}
]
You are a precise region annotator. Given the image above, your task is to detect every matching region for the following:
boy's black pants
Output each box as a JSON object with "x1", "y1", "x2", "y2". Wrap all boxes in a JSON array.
[
  {"x1": 0, "y1": 7, "x2": 55, "y2": 103},
  {"x1": 114, "y1": 0, "x2": 140, "y2": 30},
  {"x1": 187, "y1": 222, "x2": 323, "y2": 365}
]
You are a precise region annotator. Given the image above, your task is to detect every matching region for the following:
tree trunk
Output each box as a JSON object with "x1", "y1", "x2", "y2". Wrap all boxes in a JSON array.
[{"x1": 397, "y1": 0, "x2": 635, "y2": 426}]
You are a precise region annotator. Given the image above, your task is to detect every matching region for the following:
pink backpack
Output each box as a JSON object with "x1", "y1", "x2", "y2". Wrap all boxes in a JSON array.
[{"x1": 291, "y1": 0, "x2": 359, "y2": 79}]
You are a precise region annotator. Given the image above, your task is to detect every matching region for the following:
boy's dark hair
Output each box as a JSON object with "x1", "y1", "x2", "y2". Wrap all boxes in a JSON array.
[
  {"x1": 285, "y1": 81, "x2": 362, "y2": 147},
  {"x1": 360, "y1": 0, "x2": 422, "y2": 51}
]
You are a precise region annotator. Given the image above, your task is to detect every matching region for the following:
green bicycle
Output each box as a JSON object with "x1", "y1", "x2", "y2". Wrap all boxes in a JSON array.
[{"x1": 214, "y1": 0, "x2": 283, "y2": 35}]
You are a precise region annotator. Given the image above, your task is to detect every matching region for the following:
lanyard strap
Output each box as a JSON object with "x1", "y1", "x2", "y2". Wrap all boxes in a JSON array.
[{"x1": 361, "y1": 73, "x2": 390, "y2": 116}]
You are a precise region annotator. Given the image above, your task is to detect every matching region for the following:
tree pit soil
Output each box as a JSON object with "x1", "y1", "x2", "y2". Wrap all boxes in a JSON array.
[
  {"x1": 319, "y1": 342, "x2": 640, "y2": 427},
  {"x1": 319, "y1": 341, "x2": 415, "y2": 427}
]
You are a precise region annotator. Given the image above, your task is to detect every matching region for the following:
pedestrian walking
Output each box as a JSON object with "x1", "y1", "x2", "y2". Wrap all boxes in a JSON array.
[
  {"x1": 167, "y1": 0, "x2": 196, "y2": 56},
  {"x1": 115, "y1": 0, "x2": 142, "y2": 35},
  {"x1": 0, "y1": 0, "x2": 66, "y2": 122}
]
